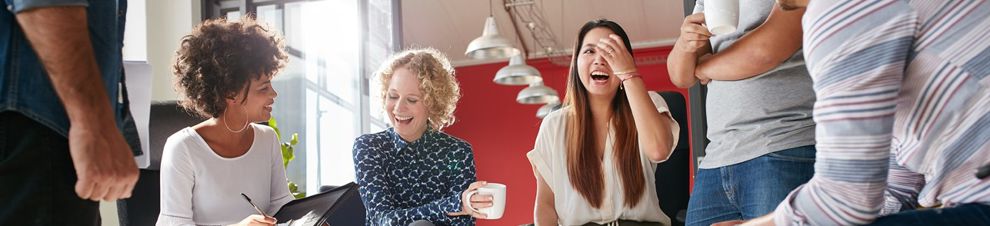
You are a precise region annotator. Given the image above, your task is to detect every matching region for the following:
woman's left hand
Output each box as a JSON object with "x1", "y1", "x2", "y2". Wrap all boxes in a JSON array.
[{"x1": 596, "y1": 34, "x2": 637, "y2": 75}]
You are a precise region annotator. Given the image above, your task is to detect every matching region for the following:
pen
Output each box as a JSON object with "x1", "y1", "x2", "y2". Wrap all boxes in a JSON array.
[{"x1": 240, "y1": 193, "x2": 271, "y2": 218}]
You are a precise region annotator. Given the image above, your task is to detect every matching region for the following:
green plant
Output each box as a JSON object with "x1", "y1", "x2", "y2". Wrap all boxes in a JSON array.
[{"x1": 268, "y1": 117, "x2": 305, "y2": 199}]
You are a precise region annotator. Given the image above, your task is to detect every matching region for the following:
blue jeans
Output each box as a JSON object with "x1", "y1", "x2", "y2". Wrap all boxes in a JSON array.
[
  {"x1": 865, "y1": 203, "x2": 990, "y2": 225},
  {"x1": 685, "y1": 145, "x2": 816, "y2": 226}
]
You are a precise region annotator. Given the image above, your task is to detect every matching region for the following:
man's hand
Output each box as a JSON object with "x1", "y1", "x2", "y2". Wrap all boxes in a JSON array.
[
  {"x1": 668, "y1": 12, "x2": 713, "y2": 88},
  {"x1": 15, "y1": 6, "x2": 139, "y2": 201},
  {"x1": 697, "y1": 55, "x2": 713, "y2": 85},
  {"x1": 69, "y1": 124, "x2": 139, "y2": 201},
  {"x1": 675, "y1": 13, "x2": 712, "y2": 56}
]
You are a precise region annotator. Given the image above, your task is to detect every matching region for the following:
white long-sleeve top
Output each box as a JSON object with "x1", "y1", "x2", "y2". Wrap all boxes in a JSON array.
[
  {"x1": 527, "y1": 92, "x2": 678, "y2": 226},
  {"x1": 157, "y1": 124, "x2": 293, "y2": 226}
]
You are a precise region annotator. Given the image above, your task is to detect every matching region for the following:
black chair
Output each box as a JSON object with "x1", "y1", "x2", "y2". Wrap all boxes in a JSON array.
[
  {"x1": 117, "y1": 101, "x2": 202, "y2": 226},
  {"x1": 654, "y1": 91, "x2": 691, "y2": 226}
]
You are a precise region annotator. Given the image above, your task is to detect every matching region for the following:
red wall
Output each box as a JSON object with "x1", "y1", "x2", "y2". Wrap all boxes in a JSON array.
[{"x1": 444, "y1": 46, "x2": 693, "y2": 225}]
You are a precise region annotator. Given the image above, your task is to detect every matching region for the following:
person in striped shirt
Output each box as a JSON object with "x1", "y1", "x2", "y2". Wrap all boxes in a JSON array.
[{"x1": 724, "y1": 0, "x2": 990, "y2": 225}]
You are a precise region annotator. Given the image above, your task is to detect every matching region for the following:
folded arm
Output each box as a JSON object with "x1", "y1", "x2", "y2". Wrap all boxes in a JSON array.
[{"x1": 695, "y1": 5, "x2": 805, "y2": 81}]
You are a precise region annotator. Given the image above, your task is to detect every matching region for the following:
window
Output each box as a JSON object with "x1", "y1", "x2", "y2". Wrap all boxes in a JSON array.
[{"x1": 204, "y1": 0, "x2": 399, "y2": 196}]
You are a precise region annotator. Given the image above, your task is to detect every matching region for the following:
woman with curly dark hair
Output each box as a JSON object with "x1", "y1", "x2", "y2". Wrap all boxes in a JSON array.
[{"x1": 157, "y1": 17, "x2": 290, "y2": 226}]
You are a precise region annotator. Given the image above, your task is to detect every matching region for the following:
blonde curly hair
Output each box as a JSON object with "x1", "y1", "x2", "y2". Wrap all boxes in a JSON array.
[{"x1": 376, "y1": 48, "x2": 461, "y2": 131}]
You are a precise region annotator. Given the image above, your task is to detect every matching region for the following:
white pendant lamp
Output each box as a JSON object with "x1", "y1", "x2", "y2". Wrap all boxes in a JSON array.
[
  {"x1": 464, "y1": 0, "x2": 519, "y2": 60},
  {"x1": 494, "y1": 53, "x2": 542, "y2": 85},
  {"x1": 516, "y1": 81, "x2": 559, "y2": 104},
  {"x1": 536, "y1": 100, "x2": 562, "y2": 119}
]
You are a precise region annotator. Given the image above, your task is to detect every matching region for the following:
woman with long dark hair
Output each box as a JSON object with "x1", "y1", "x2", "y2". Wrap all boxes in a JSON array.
[{"x1": 527, "y1": 19, "x2": 680, "y2": 226}]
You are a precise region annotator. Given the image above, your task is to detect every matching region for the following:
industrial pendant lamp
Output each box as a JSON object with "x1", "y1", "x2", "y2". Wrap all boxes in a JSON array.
[
  {"x1": 516, "y1": 81, "x2": 559, "y2": 104},
  {"x1": 536, "y1": 100, "x2": 562, "y2": 118},
  {"x1": 494, "y1": 53, "x2": 542, "y2": 85},
  {"x1": 464, "y1": 0, "x2": 519, "y2": 60}
]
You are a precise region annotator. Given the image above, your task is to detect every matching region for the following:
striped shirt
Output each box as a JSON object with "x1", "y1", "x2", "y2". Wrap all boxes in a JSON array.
[{"x1": 773, "y1": 1, "x2": 990, "y2": 225}]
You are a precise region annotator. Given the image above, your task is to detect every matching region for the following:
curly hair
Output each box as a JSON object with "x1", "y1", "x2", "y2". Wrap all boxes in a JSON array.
[
  {"x1": 172, "y1": 17, "x2": 287, "y2": 119},
  {"x1": 376, "y1": 48, "x2": 461, "y2": 131}
]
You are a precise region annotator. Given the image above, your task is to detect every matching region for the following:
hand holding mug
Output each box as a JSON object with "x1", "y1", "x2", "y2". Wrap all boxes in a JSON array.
[
  {"x1": 447, "y1": 181, "x2": 507, "y2": 220},
  {"x1": 463, "y1": 181, "x2": 493, "y2": 219},
  {"x1": 447, "y1": 181, "x2": 490, "y2": 218},
  {"x1": 675, "y1": 12, "x2": 712, "y2": 55}
]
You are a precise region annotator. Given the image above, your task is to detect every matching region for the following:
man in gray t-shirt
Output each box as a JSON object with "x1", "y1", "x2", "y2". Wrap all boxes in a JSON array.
[{"x1": 666, "y1": 1, "x2": 816, "y2": 225}]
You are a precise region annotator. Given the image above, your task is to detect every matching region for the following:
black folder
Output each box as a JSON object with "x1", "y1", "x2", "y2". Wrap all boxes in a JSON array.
[{"x1": 273, "y1": 182, "x2": 365, "y2": 226}]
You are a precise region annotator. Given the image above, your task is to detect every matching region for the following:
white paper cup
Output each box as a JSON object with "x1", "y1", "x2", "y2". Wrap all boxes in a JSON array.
[
  {"x1": 704, "y1": 0, "x2": 739, "y2": 35},
  {"x1": 466, "y1": 183, "x2": 506, "y2": 219}
]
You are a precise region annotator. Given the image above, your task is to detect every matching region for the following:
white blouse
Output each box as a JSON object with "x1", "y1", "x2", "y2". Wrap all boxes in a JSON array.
[
  {"x1": 527, "y1": 92, "x2": 679, "y2": 226},
  {"x1": 157, "y1": 124, "x2": 293, "y2": 226}
]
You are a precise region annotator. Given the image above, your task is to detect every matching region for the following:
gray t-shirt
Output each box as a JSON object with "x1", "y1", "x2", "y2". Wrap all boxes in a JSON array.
[{"x1": 694, "y1": 0, "x2": 816, "y2": 169}]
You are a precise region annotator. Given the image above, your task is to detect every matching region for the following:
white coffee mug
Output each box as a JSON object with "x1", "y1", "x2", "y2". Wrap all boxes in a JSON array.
[
  {"x1": 466, "y1": 183, "x2": 506, "y2": 219},
  {"x1": 704, "y1": 0, "x2": 739, "y2": 35}
]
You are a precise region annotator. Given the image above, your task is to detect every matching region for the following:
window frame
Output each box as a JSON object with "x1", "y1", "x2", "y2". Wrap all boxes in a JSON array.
[{"x1": 202, "y1": 0, "x2": 401, "y2": 194}]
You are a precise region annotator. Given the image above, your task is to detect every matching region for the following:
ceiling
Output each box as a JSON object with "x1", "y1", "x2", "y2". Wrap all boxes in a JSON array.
[{"x1": 401, "y1": 0, "x2": 686, "y2": 66}]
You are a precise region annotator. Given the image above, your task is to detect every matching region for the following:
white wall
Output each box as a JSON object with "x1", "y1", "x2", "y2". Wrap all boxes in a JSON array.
[
  {"x1": 147, "y1": 0, "x2": 202, "y2": 101},
  {"x1": 123, "y1": 0, "x2": 147, "y2": 61},
  {"x1": 100, "y1": 1, "x2": 201, "y2": 225}
]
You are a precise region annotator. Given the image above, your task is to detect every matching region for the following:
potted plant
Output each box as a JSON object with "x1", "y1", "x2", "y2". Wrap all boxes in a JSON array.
[{"x1": 268, "y1": 117, "x2": 305, "y2": 199}]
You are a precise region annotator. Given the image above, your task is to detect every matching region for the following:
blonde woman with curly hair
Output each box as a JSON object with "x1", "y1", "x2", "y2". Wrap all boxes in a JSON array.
[
  {"x1": 158, "y1": 17, "x2": 290, "y2": 226},
  {"x1": 352, "y1": 48, "x2": 489, "y2": 226}
]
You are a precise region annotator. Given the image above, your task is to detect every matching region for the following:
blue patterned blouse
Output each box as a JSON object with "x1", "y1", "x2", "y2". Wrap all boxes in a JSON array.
[{"x1": 352, "y1": 128, "x2": 477, "y2": 226}]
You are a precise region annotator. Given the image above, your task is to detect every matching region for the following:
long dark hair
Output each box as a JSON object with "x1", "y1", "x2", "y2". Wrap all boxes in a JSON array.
[{"x1": 563, "y1": 19, "x2": 644, "y2": 208}]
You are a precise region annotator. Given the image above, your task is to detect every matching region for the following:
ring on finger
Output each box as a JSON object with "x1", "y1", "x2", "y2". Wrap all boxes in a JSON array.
[{"x1": 604, "y1": 46, "x2": 615, "y2": 55}]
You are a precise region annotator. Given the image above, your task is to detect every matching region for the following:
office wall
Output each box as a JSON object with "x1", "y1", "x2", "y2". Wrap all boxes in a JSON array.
[{"x1": 147, "y1": 0, "x2": 202, "y2": 101}]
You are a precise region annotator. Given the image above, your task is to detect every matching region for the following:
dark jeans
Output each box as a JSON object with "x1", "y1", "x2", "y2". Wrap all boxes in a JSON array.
[
  {"x1": 685, "y1": 145, "x2": 816, "y2": 226},
  {"x1": 0, "y1": 112, "x2": 100, "y2": 225},
  {"x1": 865, "y1": 203, "x2": 990, "y2": 226}
]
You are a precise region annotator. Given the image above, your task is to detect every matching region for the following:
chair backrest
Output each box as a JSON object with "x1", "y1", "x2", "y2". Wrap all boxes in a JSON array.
[
  {"x1": 118, "y1": 101, "x2": 202, "y2": 226},
  {"x1": 148, "y1": 101, "x2": 203, "y2": 170},
  {"x1": 653, "y1": 91, "x2": 690, "y2": 226}
]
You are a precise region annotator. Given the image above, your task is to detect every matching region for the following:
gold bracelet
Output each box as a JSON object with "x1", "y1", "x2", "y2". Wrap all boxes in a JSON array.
[
  {"x1": 613, "y1": 70, "x2": 638, "y2": 75},
  {"x1": 616, "y1": 71, "x2": 640, "y2": 80},
  {"x1": 620, "y1": 74, "x2": 642, "y2": 83}
]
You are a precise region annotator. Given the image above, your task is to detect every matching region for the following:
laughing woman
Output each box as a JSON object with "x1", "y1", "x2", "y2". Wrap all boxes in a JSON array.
[
  {"x1": 528, "y1": 19, "x2": 680, "y2": 226},
  {"x1": 353, "y1": 48, "x2": 490, "y2": 226},
  {"x1": 158, "y1": 17, "x2": 291, "y2": 226}
]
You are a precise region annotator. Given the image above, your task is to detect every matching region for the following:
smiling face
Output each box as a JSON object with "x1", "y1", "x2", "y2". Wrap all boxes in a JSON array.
[
  {"x1": 576, "y1": 27, "x2": 622, "y2": 98},
  {"x1": 385, "y1": 67, "x2": 430, "y2": 142},
  {"x1": 228, "y1": 75, "x2": 277, "y2": 123}
]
